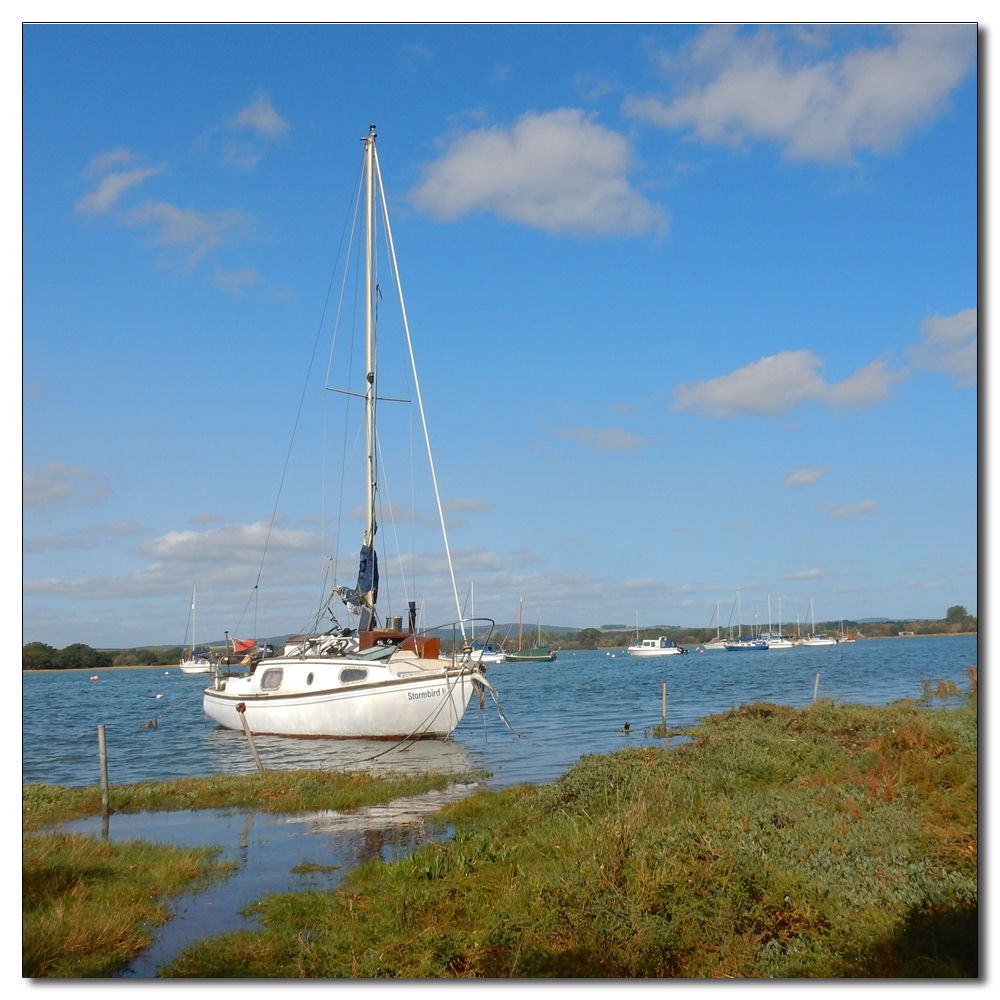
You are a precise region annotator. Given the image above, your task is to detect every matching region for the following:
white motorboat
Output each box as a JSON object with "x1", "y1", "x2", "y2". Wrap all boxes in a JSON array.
[
  {"x1": 179, "y1": 585, "x2": 212, "y2": 674},
  {"x1": 627, "y1": 636, "x2": 684, "y2": 657},
  {"x1": 204, "y1": 126, "x2": 488, "y2": 739},
  {"x1": 467, "y1": 642, "x2": 506, "y2": 664}
]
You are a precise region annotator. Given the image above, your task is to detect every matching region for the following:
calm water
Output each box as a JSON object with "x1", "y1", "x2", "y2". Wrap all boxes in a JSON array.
[{"x1": 23, "y1": 635, "x2": 977, "y2": 790}]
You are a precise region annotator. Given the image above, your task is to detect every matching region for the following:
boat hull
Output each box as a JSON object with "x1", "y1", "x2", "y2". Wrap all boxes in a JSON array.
[
  {"x1": 627, "y1": 647, "x2": 683, "y2": 657},
  {"x1": 180, "y1": 660, "x2": 211, "y2": 674},
  {"x1": 203, "y1": 656, "x2": 484, "y2": 739}
]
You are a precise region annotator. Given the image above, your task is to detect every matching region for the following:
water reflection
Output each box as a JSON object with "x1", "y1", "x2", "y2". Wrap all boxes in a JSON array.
[{"x1": 58, "y1": 781, "x2": 480, "y2": 977}]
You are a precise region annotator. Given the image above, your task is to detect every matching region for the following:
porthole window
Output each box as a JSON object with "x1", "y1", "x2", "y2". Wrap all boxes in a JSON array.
[
  {"x1": 306, "y1": 672, "x2": 314, "y2": 686},
  {"x1": 339, "y1": 667, "x2": 368, "y2": 684},
  {"x1": 260, "y1": 668, "x2": 283, "y2": 691}
]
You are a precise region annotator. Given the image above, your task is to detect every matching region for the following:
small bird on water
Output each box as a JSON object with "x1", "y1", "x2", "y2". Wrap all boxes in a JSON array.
[{"x1": 620, "y1": 722, "x2": 630, "y2": 732}]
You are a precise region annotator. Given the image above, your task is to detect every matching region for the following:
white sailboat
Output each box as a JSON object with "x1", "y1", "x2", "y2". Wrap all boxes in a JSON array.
[
  {"x1": 800, "y1": 598, "x2": 836, "y2": 646},
  {"x1": 179, "y1": 586, "x2": 212, "y2": 674},
  {"x1": 724, "y1": 588, "x2": 768, "y2": 650},
  {"x1": 203, "y1": 126, "x2": 488, "y2": 739},
  {"x1": 765, "y1": 595, "x2": 795, "y2": 649},
  {"x1": 701, "y1": 600, "x2": 727, "y2": 650}
]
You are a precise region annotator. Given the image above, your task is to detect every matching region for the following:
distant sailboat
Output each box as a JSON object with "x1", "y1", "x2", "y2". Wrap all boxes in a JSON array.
[
  {"x1": 765, "y1": 595, "x2": 794, "y2": 649},
  {"x1": 725, "y1": 588, "x2": 767, "y2": 650},
  {"x1": 179, "y1": 586, "x2": 212, "y2": 674},
  {"x1": 800, "y1": 598, "x2": 836, "y2": 646},
  {"x1": 505, "y1": 598, "x2": 557, "y2": 662},
  {"x1": 702, "y1": 601, "x2": 727, "y2": 650}
]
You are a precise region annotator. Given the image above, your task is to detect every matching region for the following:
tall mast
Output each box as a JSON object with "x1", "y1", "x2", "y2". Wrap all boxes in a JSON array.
[
  {"x1": 363, "y1": 125, "x2": 377, "y2": 567},
  {"x1": 518, "y1": 597, "x2": 523, "y2": 651}
]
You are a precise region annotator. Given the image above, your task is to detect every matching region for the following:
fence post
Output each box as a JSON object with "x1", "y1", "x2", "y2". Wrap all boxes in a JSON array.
[
  {"x1": 813, "y1": 674, "x2": 820, "y2": 704},
  {"x1": 98, "y1": 724, "x2": 110, "y2": 839}
]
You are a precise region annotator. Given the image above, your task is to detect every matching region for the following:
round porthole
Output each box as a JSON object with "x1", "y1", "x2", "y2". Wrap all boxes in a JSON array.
[{"x1": 306, "y1": 672, "x2": 314, "y2": 686}]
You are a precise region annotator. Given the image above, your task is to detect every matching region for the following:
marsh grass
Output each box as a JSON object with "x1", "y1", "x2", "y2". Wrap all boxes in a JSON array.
[
  {"x1": 24, "y1": 768, "x2": 480, "y2": 831},
  {"x1": 23, "y1": 833, "x2": 231, "y2": 977},
  {"x1": 162, "y1": 699, "x2": 977, "y2": 978},
  {"x1": 23, "y1": 768, "x2": 481, "y2": 977}
]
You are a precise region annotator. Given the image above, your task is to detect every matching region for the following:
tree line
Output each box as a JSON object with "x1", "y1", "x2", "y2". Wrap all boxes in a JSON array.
[{"x1": 22, "y1": 642, "x2": 185, "y2": 671}]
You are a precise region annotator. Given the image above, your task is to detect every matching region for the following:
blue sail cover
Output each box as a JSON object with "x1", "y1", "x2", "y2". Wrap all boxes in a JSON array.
[{"x1": 356, "y1": 544, "x2": 379, "y2": 607}]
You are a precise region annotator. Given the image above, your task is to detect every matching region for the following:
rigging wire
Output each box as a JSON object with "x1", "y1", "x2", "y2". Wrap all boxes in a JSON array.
[
  {"x1": 373, "y1": 146, "x2": 466, "y2": 639},
  {"x1": 233, "y1": 159, "x2": 364, "y2": 639}
]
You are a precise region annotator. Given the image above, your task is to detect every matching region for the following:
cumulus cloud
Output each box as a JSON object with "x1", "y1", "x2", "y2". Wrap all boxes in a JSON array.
[
  {"x1": 907, "y1": 307, "x2": 977, "y2": 387},
  {"x1": 556, "y1": 426, "x2": 651, "y2": 451},
  {"x1": 122, "y1": 201, "x2": 256, "y2": 269},
  {"x1": 624, "y1": 24, "x2": 976, "y2": 164},
  {"x1": 23, "y1": 462, "x2": 109, "y2": 508},
  {"x1": 782, "y1": 568, "x2": 828, "y2": 580},
  {"x1": 233, "y1": 92, "x2": 290, "y2": 139},
  {"x1": 672, "y1": 349, "x2": 907, "y2": 418},
  {"x1": 828, "y1": 500, "x2": 878, "y2": 518},
  {"x1": 134, "y1": 520, "x2": 320, "y2": 562},
  {"x1": 784, "y1": 466, "x2": 830, "y2": 487},
  {"x1": 409, "y1": 108, "x2": 667, "y2": 237}
]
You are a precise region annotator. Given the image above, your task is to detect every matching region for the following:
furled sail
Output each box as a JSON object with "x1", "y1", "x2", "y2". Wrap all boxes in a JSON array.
[{"x1": 335, "y1": 542, "x2": 379, "y2": 627}]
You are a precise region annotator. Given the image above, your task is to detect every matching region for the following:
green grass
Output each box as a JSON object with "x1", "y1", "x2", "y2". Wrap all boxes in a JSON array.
[
  {"x1": 160, "y1": 699, "x2": 977, "y2": 978},
  {"x1": 23, "y1": 833, "x2": 232, "y2": 977},
  {"x1": 23, "y1": 767, "x2": 483, "y2": 977},
  {"x1": 24, "y1": 768, "x2": 483, "y2": 831}
]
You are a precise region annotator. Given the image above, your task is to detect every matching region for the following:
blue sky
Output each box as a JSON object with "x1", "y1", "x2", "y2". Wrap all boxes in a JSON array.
[{"x1": 22, "y1": 21, "x2": 978, "y2": 648}]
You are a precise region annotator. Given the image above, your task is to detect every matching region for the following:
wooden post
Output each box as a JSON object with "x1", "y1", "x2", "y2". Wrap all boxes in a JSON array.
[
  {"x1": 813, "y1": 673, "x2": 820, "y2": 703},
  {"x1": 98, "y1": 724, "x2": 110, "y2": 839},
  {"x1": 661, "y1": 682, "x2": 667, "y2": 728},
  {"x1": 235, "y1": 703, "x2": 265, "y2": 773}
]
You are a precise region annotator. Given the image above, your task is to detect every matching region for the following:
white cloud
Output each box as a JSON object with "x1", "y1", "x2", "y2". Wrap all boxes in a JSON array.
[
  {"x1": 76, "y1": 166, "x2": 161, "y2": 215},
  {"x1": 409, "y1": 108, "x2": 667, "y2": 237},
  {"x1": 134, "y1": 520, "x2": 321, "y2": 562},
  {"x1": 624, "y1": 25, "x2": 975, "y2": 164},
  {"x1": 907, "y1": 307, "x2": 977, "y2": 387},
  {"x1": 441, "y1": 499, "x2": 494, "y2": 512},
  {"x1": 23, "y1": 462, "x2": 109, "y2": 508},
  {"x1": 828, "y1": 500, "x2": 878, "y2": 518},
  {"x1": 86, "y1": 146, "x2": 134, "y2": 176},
  {"x1": 122, "y1": 201, "x2": 256, "y2": 269},
  {"x1": 784, "y1": 466, "x2": 830, "y2": 487},
  {"x1": 672, "y1": 349, "x2": 907, "y2": 418},
  {"x1": 556, "y1": 426, "x2": 651, "y2": 451},
  {"x1": 233, "y1": 92, "x2": 290, "y2": 139},
  {"x1": 823, "y1": 356, "x2": 908, "y2": 409},
  {"x1": 782, "y1": 568, "x2": 828, "y2": 580}
]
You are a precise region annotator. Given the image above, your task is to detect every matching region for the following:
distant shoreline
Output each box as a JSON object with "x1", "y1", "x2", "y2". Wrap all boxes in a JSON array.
[{"x1": 22, "y1": 631, "x2": 976, "y2": 674}]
